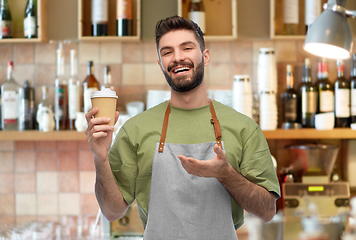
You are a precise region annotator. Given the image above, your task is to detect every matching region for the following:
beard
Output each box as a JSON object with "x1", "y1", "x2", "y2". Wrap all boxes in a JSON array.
[{"x1": 163, "y1": 59, "x2": 204, "y2": 93}]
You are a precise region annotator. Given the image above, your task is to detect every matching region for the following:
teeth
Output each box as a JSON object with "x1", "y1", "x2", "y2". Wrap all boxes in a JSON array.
[{"x1": 174, "y1": 67, "x2": 190, "y2": 73}]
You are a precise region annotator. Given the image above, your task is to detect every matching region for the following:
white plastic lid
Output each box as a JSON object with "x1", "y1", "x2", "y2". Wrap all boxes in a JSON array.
[{"x1": 91, "y1": 87, "x2": 118, "y2": 99}]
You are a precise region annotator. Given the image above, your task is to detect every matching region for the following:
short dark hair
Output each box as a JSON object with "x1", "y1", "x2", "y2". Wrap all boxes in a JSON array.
[{"x1": 155, "y1": 15, "x2": 205, "y2": 53}]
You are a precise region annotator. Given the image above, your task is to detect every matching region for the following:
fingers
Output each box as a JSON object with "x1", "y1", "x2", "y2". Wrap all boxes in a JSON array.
[
  {"x1": 214, "y1": 144, "x2": 226, "y2": 159},
  {"x1": 115, "y1": 111, "x2": 120, "y2": 123}
]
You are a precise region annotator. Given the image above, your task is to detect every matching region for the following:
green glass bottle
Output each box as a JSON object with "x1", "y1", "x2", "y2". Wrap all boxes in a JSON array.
[{"x1": 0, "y1": 0, "x2": 12, "y2": 39}]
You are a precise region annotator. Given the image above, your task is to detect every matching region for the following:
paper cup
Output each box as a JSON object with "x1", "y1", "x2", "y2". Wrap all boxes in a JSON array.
[{"x1": 91, "y1": 88, "x2": 118, "y2": 126}]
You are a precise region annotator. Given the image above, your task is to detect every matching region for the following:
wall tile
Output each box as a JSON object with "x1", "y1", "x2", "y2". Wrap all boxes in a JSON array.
[
  {"x1": 80, "y1": 171, "x2": 95, "y2": 193},
  {"x1": 16, "y1": 173, "x2": 36, "y2": 193},
  {"x1": 206, "y1": 63, "x2": 231, "y2": 87},
  {"x1": 121, "y1": 85, "x2": 146, "y2": 106},
  {"x1": 38, "y1": 215, "x2": 59, "y2": 222},
  {"x1": 37, "y1": 151, "x2": 58, "y2": 171},
  {"x1": 0, "y1": 173, "x2": 15, "y2": 193},
  {"x1": 37, "y1": 194, "x2": 58, "y2": 215},
  {"x1": 36, "y1": 64, "x2": 56, "y2": 85},
  {"x1": 59, "y1": 150, "x2": 79, "y2": 171},
  {"x1": 78, "y1": 43, "x2": 100, "y2": 64},
  {"x1": 0, "y1": 216, "x2": 15, "y2": 226},
  {"x1": 16, "y1": 216, "x2": 37, "y2": 225},
  {"x1": 0, "y1": 152, "x2": 14, "y2": 172},
  {"x1": 79, "y1": 150, "x2": 95, "y2": 171},
  {"x1": 144, "y1": 63, "x2": 165, "y2": 85},
  {"x1": 108, "y1": 64, "x2": 122, "y2": 86},
  {"x1": 35, "y1": 43, "x2": 56, "y2": 64},
  {"x1": 0, "y1": 64, "x2": 7, "y2": 83},
  {"x1": 60, "y1": 171, "x2": 79, "y2": 192},
  {"x1": 208, "y1": 42, "x2": 231, "y2": 63},
  {"x1": 122, "y1": 63, "x2": 144, "y2": 85},
  {"x1": 100, "y1": 42, "x2": 122, "y2": 64},
  {"x1": 0, "y1": 194, "x2": 15, "y2": 215},
  {"x1": 231, "y1": 41, "x2": 253, "y2": 63},
  {"x1": 36, "y1": 141, "x2": 57, "y2": 150},
  {"x1": 0, "y1": 141, "x2": 15, "y2": 151},
  {"x1": 37, "y1": 172, "x2": 58, "y2": 193},
  {"x1": 16, "y1": 193, "x2": 37, "y2": 215},
  {"x1": 16, "y1": 141, "x2": 36, "y2": 150},
  {"x1": 143, "y1": 41, "x2": 158, "y2": 63},
  {"x1": 63, "y1": 42, "x2": 79, "y2": 64},
  {"x1": 231, "y1": 63, "x2": 252, "y2": 80},
  {"x1": 14, "y1": 65, "x2": 36, "y2": 86},
  {"x1": 58, "y1": 141, "x2": 79, "y2": 150},
  {"x1": 59, "y1": 193, "x2": 80, "y2": 215},
  {"x1": 252, "y1": 41, "x2": 274, "y2": 64},
  {"x1": 79, "y1": 141, "x2": 91, "y2": 150},
  {"x1": 80, "y1": 193, "x2": 98, "y2": 214},
  {"x1": 0, "y1": 44, "x2": 13, "y2": 64},
  {"x1": 122, "y1": 43, "x2": 144, "y2": 63},
  {"x1": 15, "y1": 151, "x2": 36, "y2": 172},
  {"x1": 14, "y1": 43, "x2": 35, "y2": 64},
  {"x1": 275, "y1": 40, "x2": 297, "y2": 63}
]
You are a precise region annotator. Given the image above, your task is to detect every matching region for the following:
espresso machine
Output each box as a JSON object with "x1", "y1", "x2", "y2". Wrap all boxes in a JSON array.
[{"x1": 282, "y1": 144, "x2": 350, "y2": 240}]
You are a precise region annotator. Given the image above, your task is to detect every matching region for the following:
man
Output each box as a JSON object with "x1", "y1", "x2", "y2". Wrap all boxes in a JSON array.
[{"x1": 85, "y1": 15, "x2": 280, "y2": 239}]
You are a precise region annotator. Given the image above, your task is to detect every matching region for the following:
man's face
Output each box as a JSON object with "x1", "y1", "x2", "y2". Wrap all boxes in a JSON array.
[{"x1": 157, "y1": 30, "x2": 210, "y2": 92}]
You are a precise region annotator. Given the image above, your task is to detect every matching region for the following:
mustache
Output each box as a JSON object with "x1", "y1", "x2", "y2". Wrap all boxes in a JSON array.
[{"x1": 167, "y1": 61, "x2": 194, "y2": 72}]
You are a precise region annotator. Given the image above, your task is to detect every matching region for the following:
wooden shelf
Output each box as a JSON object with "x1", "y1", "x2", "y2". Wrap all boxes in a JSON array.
[
  {"x1": 0, "y1": 0, "x2": 47, "y2": 43},
  {"x1": 0, "y1": 129, "x2": 356, "y2": 141}
]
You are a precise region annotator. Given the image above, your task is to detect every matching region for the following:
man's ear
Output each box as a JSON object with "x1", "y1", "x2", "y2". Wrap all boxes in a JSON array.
[
  {"x1": 157, "y1": 59, "x2": 164, "y2": 72},
  {"x1": 203, "y1": 49, "x2": 210, "y2": 66}
]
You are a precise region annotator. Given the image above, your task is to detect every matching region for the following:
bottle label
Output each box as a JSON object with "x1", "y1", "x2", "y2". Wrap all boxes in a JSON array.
[
  {"x1": 283, "y1": 0, "x2": 299, "y2": 24},
  {"x1": 24, "y1": 16, "x2": 36, "y2": 36},
  {"x1": 284, "y1": 98, "x2": 297, "y2": 121},
  {"x1": 302, "y1": 91, "x2": 317, "y2": 113},
  {"x1": 91, "y1": 0, "x2": 108, "y2": 23},
  {"x1": 335, "y1": 88, "x2": 350, "y2": 117},
  {"x1": 54, "y1": 86, "x2": 65, "y2": 120},
  {"x1": 305, "y1": 0, "x2": 321, "y2": 25},
  {"x1": 352, "y1": 89, "x2": 356, "y2": 116},
  {"x1": 84, "y1": 87, "x2": 98, "y2": 113},
  {"x1": 69, "y1": 84, "x2": 80, "y2": 120},
  {"x1": 188, "y1": 11, "x2": 205, "y2": 33},
  {"x1": 320, "y1": 90, "x2": 334, "y2": 112},
  {"x1": 117, "y1": 0, "x2": 133, "y2": 19},
  {"x1": 2, "y1": 91, "x2": 18, "y2": 123},
  {"x1": 0, "y1": 20, "x2": 12, "y2": 38}
]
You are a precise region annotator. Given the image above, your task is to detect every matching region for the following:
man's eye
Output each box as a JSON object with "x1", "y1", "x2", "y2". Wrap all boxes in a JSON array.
[
  {"x1": 162, "y1": 51, "x2": 171, "y2": 56},
  {"x1": 185, "y1": 47, "x2": 192, "y2": 51}
]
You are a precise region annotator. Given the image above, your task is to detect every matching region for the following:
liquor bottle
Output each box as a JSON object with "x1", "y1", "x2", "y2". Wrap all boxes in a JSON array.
[
  {"x1": 299, "y1": 58, "x2": 317, "y2": 128},
  {"x1": 83, "y1": 61, "x2": 100, "y2": 113},
  {"x1": 37, "y1": 86, "x2": 53, "y2": 131},
  {"x1": 19, "y1": 80, "x2": 35, "y2": 130},
  {"x1": 315, "y1": 58, "x2": 334, "y2": 114},
  {"x1": 334, "y1": 60, "x2": 350, "y2": 128},
  {"x1": 101, "y1": 65, "x2": 114, "y2": 91},
  {"x1": 305, "y1": 0, "x2": 321, "y2": 34},
  {"x1": 1, "y1": 61, "x2": 19, "y2": 131},
  {"x1": 54, "y1": 45, "x2": 68, "y2": 130},
  {"x1": 350, "y1": 54, "x2": 356, "y2": 123},
  {"x1": 188, "y1": 0, "x2": 205, "y2": 34},
  {"x1": 0, "y1": 0, "x2": 12, "y2": 39},
  {"x1": 68, "y1": 49, "x2": 80, "y2": 130},
  {"x1": 281, "y1": 64, "x2": 299, "y2": 127},
  {"x1": 283, "y1": 0, "x2": 299, "y2": 35},
  {"x1": 117, "y1": 0, "x2": 133, "y2": 36},
  {"x1": 91, "y1": 0, "x2": 108, "y2": 36},
  {"x1": 24, "y1": 0, "x2": 37, "y2": 38}
]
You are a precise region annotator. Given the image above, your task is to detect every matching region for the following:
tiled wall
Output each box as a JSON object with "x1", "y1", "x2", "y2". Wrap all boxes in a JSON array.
[{"x1": 0, "y1": 39, "x2": 355, "y2": 226}]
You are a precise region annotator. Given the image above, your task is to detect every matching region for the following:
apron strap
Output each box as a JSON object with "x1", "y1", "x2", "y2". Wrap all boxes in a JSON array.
[{"x1": 158, "y1": 99, "x2": 222, "y2": 153}]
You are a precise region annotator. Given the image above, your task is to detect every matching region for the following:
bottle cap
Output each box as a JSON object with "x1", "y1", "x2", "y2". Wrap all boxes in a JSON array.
[
  {"x1": 7, "y1": 61, "x2": 13, "y2": 67},
  {"x1": 91, "y1": 87, "x2": 118, "y2": 99},
  {"x1": 304, "y1": 58, "x2": 310, "y2": 65}
]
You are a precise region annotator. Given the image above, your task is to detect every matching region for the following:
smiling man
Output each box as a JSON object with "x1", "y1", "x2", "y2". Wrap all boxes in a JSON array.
[{"x1": 85, "y1": 15, "x2": 280, "y2": 240}]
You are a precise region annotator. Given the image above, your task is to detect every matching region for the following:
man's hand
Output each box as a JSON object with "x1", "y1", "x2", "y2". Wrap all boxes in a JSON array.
[
  {"x1": 85, "y1": 107, "x2": 120, "y2": 162},
  {"x1": 177, "y1": 144, "x2": 229, "y2": 178}
]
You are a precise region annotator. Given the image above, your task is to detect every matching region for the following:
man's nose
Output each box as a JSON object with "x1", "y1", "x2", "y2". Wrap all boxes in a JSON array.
[{"x1": 172, "y1": 50, "x2": 184, "y2": 62}]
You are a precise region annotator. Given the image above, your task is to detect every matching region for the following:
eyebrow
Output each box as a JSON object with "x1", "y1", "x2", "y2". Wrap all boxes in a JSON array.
[{"x1": 159, "y1": 41, "x2": 197, "y2": 54}]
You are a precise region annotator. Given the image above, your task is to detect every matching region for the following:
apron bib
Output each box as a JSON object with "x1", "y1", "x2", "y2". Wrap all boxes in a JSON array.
[{"x1": 143, "y1": 100, "x2": 238, "y2": 240}]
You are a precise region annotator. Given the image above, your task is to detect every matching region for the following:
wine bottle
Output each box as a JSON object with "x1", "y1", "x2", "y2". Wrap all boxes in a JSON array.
[
  {"x1": 19, "y1": 80, "x2": 35, "y2": 130},
  {"x1": 24, "y1": 0, "x2": 37, "y2": 38},
  {"x1": 283, "y1": 0, "x2": 299, "y2": 35},
  {"x1": 188, "y1": 0, "x2": 205, "y2": 34},
  {"x1": 350, "y1": 54, "x2": 356, "y2": 123},
  {"x1": 91, "y1": 0, "x2": 108, "y2": 36},
  {"x1": 1, "y1": 61, "x2": 19, "y2": 131},
  {"x1": 315, "y1": 58, "x2": 334, "y2": 114},
  {"x1": 68, "y1": 49, "x2": 80, "y2": 130},
  {"x1": 299, "y1": 58, "x2": 317, "y2": 128},
  {"x1": 281, "y1": 64, "x2": 299, "y2": 127},
  {"x1": 0, "y1": 0, "x2": 12, "y2": 39},
  {"x1": 334, "y1": 60, "x2": 350, "y2": 128},
  {"x1": 117, "y1": 0, "x2": 133, "y2": 36},
  {"x1": 101, "y1": 65, "x2": 114, "y2": 91},
  {"x1": 83, "y1": 61, "x2": 100, "y2": 113},
  {"x1": 305, "y1": 0, "x2": 321, "y2": 34},
  {"x1": 54, "y1": 45, "x2": 68, "y2": 130}
]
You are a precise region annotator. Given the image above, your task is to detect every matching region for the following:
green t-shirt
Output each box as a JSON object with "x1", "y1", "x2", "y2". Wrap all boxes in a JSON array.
[{"x1": 109, "y1": 100, "x2": 281, "y2": 229}]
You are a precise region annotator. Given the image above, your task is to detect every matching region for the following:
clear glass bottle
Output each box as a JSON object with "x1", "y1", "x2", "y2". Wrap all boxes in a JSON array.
[
  {"x1": 281, "y1": 64, "x2": 299, "y2": 127},
  {"x1": 117, "y1": 0, "x2": 133, "y2": 36},
  {"x1": 299, "y1": 58, "x2": 317, "y2": 128},
  {"x1": 334, "y1": 59, "x2": 350, "y2": 128},
  {"x1": 19, "y1": 80, "x2": 35, "y2": 130},
  {"x1": 24, "y1": 0, "x2": 37, "y2": 38},
  {"x1": 1, "y1": 61, "x2": 19, "y2": 130},
  {"x1": 101, "y1": 65, "x2": 114, "y2": 91},
  {"x1": 91, "y1": 0, "x2": 108, "y2": 36},
  {"x1": 37, "y1": 86, "x2": 53, "y2": 131},
  {"x1": 188, "y1": 0, "x2": 205, "y2": 33},
  {"x1": 68, "y1": 49, "x2": 80, "y2": 130},
  {"x1": 0, "y1": 0, "x2": 12, "y2": 39},
  {"x1": 315, "y1": 58, "x2": 334, "y2": 114},
  {"x1": 54, "y1": 44, "x2": 68, "y2": 130},
  {"x1": 283, "y1": 0, "x2": 299, "y2": 35},
  {"x1": 350, "y1": 54, "x2": 356, "y2": 124},
  {"x1": 83, "y1": 61, "x2": 100, "y2": 113}
]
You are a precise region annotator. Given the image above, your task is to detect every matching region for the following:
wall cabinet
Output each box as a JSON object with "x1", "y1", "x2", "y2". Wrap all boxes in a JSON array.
[
  {"x1": 0, "y1": 0, "x2": 47, "y2": 43},
  {"x1": 78, "y1": 0, "x2": 141, "y2": 42}
]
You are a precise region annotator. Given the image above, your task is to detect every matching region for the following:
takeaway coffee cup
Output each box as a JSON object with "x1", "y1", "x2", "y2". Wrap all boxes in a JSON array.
[{"x1": 91, "y1": 88, "x2": 118, "y2": 126}]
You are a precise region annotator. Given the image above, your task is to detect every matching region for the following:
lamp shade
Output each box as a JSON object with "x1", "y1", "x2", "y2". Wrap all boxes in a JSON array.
[{"x1": 303, "y1": 8, "x2": 353, "y2": 60}]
